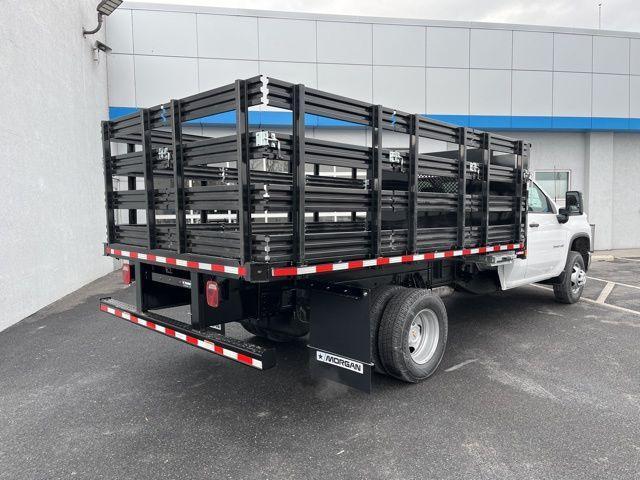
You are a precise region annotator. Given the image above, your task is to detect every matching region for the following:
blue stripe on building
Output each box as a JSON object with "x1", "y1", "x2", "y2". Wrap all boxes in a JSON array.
[{"x1": 109, "y1": 107, "x2": 640, "y2": 132}]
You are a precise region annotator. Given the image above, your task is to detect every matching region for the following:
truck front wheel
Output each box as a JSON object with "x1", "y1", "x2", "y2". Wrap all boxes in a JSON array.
[
  {"x1": 378, "y1": 289, "x2": 448, "y2": 383},
  {"x1": 553, "y1": 251, "x2": 587, "y2": 304}
]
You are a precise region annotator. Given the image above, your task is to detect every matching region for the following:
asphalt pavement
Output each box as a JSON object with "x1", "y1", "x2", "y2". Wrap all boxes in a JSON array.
[{"x1": 1, "y1": 259, "x2": 639, "y2": 479}]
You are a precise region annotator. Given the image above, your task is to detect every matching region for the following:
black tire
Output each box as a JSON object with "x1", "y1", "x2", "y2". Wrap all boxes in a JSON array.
[
  {"x1": 370, "y1": 285, "x2": 405, "y2": 374},
  {"x1": 378, "y1": 289, "x2": 448, "y2": 383},
  {"x1": 553, "y1": 251, "x2": 587, "y2": 304}
]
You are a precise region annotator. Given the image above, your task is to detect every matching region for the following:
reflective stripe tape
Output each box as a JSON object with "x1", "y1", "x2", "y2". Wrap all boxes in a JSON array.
[
  {"x1": 271, "y1": 243, "x2": 525, "y2": 277},
  {"x1": 106, "y1": 243, "x2": 523, "y2": 280},
  {"x1": 104, "y1": 247, "x2": 245, "y2": 278},
  {"x1": 99, "y1": 304, "x2": 262, "y2": 369}
]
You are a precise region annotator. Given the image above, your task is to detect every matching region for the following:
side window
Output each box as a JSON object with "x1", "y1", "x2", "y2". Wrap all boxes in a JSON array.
[
  {"x1": 528, "y1": 183, "x2": 552, "y2": 213},
  {"x1": 534, "y1": 171, "x2": 570, "y2": 207}
]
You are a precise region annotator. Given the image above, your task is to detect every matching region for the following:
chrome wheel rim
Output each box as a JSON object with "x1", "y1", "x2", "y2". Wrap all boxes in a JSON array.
[
  {"x1": 407, "y1": 309, "x2": 440, "y2": 365},
  {"x1": 570, "y1": 263, "x2": 586, "y2": 294}
]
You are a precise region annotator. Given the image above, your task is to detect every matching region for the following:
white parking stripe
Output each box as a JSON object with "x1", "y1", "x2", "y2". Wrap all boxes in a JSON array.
[
  {"x1": 596, "y1": 282, "x2": 616, "y2": 304},
  {"x1": 588, "y1": 276, "x2": 640, "y2": 291},
  {"x1": 616, "y1": 257, "x2": 640, "y2": 263},
  {"x1": 445, "y1": 358, "x2": 479, "y2": 372},
  {"x1": 532, "y1": 284, "x2": 640, "y2": 317}
]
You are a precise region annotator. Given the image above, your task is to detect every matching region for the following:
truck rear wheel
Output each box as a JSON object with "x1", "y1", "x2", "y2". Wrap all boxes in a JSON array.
[
  {"x1": 553, "y1": 251, "x2": 587, "y2": 304},
  {"x1": 378, "y1": 289, "x2": 448, "y2": 383},
  {"x1": 370, "y1": 285, "x2": 405, "y2": 374}
]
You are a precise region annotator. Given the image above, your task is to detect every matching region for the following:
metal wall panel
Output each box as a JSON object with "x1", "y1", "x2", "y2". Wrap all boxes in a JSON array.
[
  {"x1": 593, "y1": 36, "x2": 630, "y2": 74},
  {"x1": 373, "y1": 65, "x2": 425, "y2": 112},
  {"x1": 107, "y1": 54, "x2": 136, "y2": 106},
  {"x1": 199, "y1": 59, "x2": 259, "y2": 91},
  {"x1": 134, "y1": 56, "x2": 199, "y2": 107},
  {"x1": 631, "y1": 76, "x2": 640, "y2": 117},
  {"x1": 259, "y1": 61, "x2": 317, "y2": 87},
  {"x1": 592, "y1": 74, "x2": 630, "y2": 117},
  {"x1": 470, "y1": 29, "x2": 512, "y2": 69},
  {"x1": 553, "y1": 33, "x2": 592, "y2": 72},
  {"x1": 513, "y1": 31, "x2": 553, "y2": 71},
  {"x1": 631, "y1": 39, "x2": 640, "y2": 76},
  {"x1": 553, "y1": 72, "x2": 592, "y2": 117},
  {"x1": 105, "y1": 8, "x2": 133, "y2": 54},
  {"x1": 132, "y1": 10, "x2": 197, "y2": 57},
  {"x1": 426, "y1": 27, "x2": 469, "y2": 68},
  {"x1": 373, "y1": 24, "x2": 425, "y2": 67},
  {"x1": 258, "y1": 18, "x2": 316, "y2": 62},
  {"x1": 426, "y1": 68, "x2": 469, "y2": 114},
  {"x1": 197, "y1": 14, "x2": 259, "y2": 60},
  {"x1": 317, "y1": 64, "x2": 373, "y2": 102},
  {"x1": 512, "y1": 70, "x2": 553, "y2": 116},
  {"x1": 469, "y1": 69, "x2": 511, "y2": 115},
  {"x1": 317, "y1": 21, "x2": 372, "y2": 65}
]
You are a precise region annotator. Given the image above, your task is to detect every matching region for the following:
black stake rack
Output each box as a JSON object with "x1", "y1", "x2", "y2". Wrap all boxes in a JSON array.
[{"x1": 103, "y1": 75, "x2": 529, "y2": 281}]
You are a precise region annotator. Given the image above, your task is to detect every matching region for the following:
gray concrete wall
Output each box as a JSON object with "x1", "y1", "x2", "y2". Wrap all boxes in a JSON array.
[
  {"x1": 0, "y1": 0, "x2": 113, "y2": 331},
  {"x1": 611, "y1": 134, "x2": 640, "y2": 248}
]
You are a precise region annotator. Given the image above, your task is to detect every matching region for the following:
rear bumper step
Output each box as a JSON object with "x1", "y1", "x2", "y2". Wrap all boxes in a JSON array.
[{"x1": 99, "y1": 298, "x2": 276, "y2": 370}]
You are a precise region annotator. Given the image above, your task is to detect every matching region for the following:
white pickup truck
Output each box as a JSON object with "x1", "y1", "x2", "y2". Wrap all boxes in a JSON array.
[
  {"x1": 499, "y1": 181, "x2": 591, "y2": 303},
  {"x1": 99, "y1": 75, "x2": 594, "y2": 392}
]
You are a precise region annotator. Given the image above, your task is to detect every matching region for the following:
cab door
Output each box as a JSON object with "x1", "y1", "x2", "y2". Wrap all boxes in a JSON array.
[
  {"x1": 500, "y1": 181, "x2": 566, "y2": 288},
  {"x1": 525, "y1": 181, "x2": 567, "y2": 278}
]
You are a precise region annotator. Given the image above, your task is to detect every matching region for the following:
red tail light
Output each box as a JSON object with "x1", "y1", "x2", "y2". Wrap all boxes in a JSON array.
[
  {"x1": 122, "y1": 263, "x2": 131, "y2": 284},
  {"x1": 205, "y1": 280, "x2": 219, "y2": 308}
]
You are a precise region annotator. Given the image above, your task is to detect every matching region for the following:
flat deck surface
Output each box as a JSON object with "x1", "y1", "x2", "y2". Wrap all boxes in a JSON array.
[{"x1": 1, "y1": 259, "x2": 639, "y2": 479}]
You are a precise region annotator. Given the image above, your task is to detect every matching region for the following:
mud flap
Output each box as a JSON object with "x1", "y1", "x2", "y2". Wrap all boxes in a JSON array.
[{"x1": 307, "y1": 283, "x2": 372, "y2": 393}]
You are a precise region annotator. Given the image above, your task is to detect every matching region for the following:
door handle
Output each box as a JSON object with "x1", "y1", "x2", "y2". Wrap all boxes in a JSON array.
[{"x1": 529, "y1": 222, "x2": 540, "y2": 228}]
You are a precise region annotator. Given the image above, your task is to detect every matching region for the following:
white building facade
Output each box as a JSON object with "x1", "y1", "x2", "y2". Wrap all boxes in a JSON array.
[{"x1": 105, "y1": 3, "x2": 640, "y2": 251}]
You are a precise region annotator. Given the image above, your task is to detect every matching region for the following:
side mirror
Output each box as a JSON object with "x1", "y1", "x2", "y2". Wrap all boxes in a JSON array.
[
  {"x1": 565, "y1": 191, "x2": 583, "y2": 215},
  {"x1": 557, "y1": 208, "x2": 569, "y2": 224}
]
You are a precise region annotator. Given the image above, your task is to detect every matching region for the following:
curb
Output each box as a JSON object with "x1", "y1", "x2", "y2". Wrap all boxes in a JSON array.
[{"x1": 592, "y1": 254, "x2": 615, "y2": 262}]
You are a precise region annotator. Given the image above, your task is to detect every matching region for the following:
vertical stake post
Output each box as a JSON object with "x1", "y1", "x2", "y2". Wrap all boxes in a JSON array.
[
  {"x1": 292, "y1": 84, "x2": 306, "y2": 264},
  {"x1": 481, "y1": 132, "x2": 492, "y2": 245},
  {"x1": 408, "y1": 115, "x2": 419, "y2": 254},
  {"x1": 235, "y1": 80, "x2": 251, "y2": 263},
  {"x1": 126, "y1": 143, "x2": 137, "y2": 225},
  {"x1": 171, "y1": 99, "x2": 186, "y2": 253},
  {"x1": 313, "y1": 164, "x2": 320, "y2": 222},
  {"x1": 370, "y1": 105, "x2": 383, "y2": 258},
  {"x1": 102, "y1": 121, "x2": 115, "y2": 244},
  {"x1": 140, "y1": 109, "x2": 156, "y2": 250},
  {"x1": 457, "y1": 127, "x2": 468, "y2": 248},
  {"x1": 515, "y1": 141, "x2": 527, "y2": 244}
]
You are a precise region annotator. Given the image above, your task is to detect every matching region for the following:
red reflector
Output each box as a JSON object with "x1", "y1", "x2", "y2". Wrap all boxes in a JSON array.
[
  {"x1": 205, "y1": 280, "x2": 219, "y2": 308},
  {"x1": 122, "y1": 263, "x2": 131, "y2": 284}
]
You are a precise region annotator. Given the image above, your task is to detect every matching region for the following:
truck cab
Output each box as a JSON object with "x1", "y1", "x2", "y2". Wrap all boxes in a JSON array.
[{"x1": 500, "y1": 180, "x2": 592, "y2": 292}]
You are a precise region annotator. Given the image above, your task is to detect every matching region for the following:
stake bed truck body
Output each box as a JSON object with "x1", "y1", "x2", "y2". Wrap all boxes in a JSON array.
[{"x1": 99, "y1": 75, "x2": 592, "y2": 392}]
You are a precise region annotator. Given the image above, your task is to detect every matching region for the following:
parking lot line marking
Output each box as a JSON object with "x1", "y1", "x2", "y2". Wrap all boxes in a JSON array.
[
  {"x1": 445, "y1": 359, "x2": 479, "y2": 372},
  {"x1": 588, "y1": 276, "x2": 640, "y2": 291},
  {"x1": 616, "y1": 257, "x2": 640, "y2": 263},
  {"x1": 532, "y1": 284, "x2": 640, "y2": 317},
  {"x1": 579, "y1": 297, "x2": 640, "y2": 317},
  {"x1": 596, "y1": 282, "x2": 616, "y2": 304}
]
